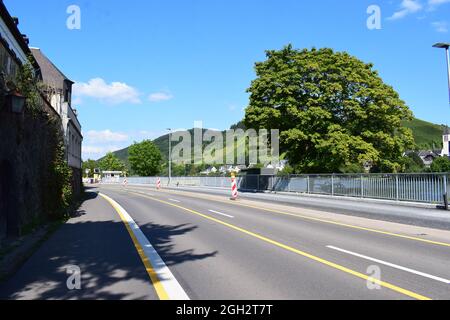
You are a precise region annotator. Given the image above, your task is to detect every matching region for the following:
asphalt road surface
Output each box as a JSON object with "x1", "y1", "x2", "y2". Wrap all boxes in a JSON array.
[{"x1": 1, "y1": 185, "x2": 450, "y2": 300}]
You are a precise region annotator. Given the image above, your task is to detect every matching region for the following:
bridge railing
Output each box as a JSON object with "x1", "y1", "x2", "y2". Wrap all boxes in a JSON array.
[{"x1": 103, "y1": 173, "x2": 449, "y2": 205}]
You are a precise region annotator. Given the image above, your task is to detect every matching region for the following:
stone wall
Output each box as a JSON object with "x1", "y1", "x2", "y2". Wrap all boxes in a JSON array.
[
  {"x1": 0, "y1": 100, "x2": 62, "y2": 242},
  {"x1": 71, "y1": 166, "x2": 82, "y2": 197}
]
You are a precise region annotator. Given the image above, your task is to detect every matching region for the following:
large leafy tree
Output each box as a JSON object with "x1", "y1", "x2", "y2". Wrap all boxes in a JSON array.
[
  {"x1": 128, "y1": 140, "x2": 162, "y2": 176},
  {"x1": 98, "y1": 152, "x2": 125, "y2": 172},
  {"x1": 245, "y1": 45, "x2": 414, "y2": 173}
]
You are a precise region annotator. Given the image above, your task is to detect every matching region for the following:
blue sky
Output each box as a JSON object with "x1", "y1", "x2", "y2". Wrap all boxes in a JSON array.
[{"x1": 5, "y1": 0, "x2": 450, "y2": 160}]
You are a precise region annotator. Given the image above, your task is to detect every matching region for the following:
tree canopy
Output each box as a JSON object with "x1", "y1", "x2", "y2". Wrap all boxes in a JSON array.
[
  {"x1": 430, "y1": 157, "x2": 450, "y2": 173},
  {"x1": 98, "y1": 152, "x2": 126, "y2": 172},
  {"x1": 244, "y1": 45, "x2": 414, "y2": 173},
  {"x1": 128, "y1": 140, "x2": 162, "y2": 176},
  {"x1": 82, "y1": 159, "x2": 98, "y2": 177}
]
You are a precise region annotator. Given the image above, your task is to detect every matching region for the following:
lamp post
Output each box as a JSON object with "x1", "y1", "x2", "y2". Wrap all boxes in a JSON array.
[
  {"x1": 167, "y1": 128, "x2": 172, "y2": 184},
  {"x1": 433, "y1": 43, "x2": 450, "y2": 106}
]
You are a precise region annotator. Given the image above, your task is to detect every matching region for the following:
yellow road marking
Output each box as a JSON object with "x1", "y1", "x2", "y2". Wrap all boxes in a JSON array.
[
  {"x1": 129, "y1": 191, "x2": 432, "y2": 300},
  {"x1": 153, "y1": 189, "x2": 450, "y2": 248},
  {"x1": 100, "y1": 194, "x2": 170, "y2": 300}
]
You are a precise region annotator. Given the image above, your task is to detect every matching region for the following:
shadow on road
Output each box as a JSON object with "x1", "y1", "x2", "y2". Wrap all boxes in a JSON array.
[
  {"x1": 140, "y1": 222, "x2": 217, "y2": 267},
  {"x1": 0, "y1": 191, "x2": 217, "y2": 300}
]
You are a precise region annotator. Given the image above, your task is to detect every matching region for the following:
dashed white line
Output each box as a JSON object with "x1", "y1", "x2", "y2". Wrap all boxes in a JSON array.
[
  {"x1": 168, "y1": 198, "x2": 181, "y2": 203},
  {"x1": 208, "y1": 209, "x2": 234, "y2": 218},
  {"x1": 327, "y1": 245, "x2": 450, "y2": 284}
]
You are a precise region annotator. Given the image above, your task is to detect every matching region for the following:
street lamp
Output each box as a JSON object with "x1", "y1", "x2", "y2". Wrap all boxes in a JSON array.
[
  {"x1": 433, "y1": 42, "x2": 450, "y2": 106},
  {"x1": 6, "y1": 91, "x2": 26, "y2": 113},
  {"x1": 167, "y1": 128, "x2": 172, "y2": 184}
]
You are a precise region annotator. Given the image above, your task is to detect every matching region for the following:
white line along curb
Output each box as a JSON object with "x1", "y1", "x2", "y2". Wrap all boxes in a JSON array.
[{"x1": 100, "y1": 193, "x2": 190, "y2": 300}]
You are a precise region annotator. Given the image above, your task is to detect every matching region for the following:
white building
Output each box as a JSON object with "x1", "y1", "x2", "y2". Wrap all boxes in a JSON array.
[
  {"x1": 30, "y1": 48, "x2": 83, "y2": 194},
  {"x1": 441, "y1": 127, "x2": 450, "y2": 158}
]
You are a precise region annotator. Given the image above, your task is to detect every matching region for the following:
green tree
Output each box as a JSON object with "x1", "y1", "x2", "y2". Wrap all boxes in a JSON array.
[
  {"x1": 129, "y1": 140, "x2": 162, "y2": 176},
  {"x1": 98, "y1": 152, "x2": 125, "y2": 172},
  {"x1": 244, "y1": 45, "x2": 414, "y2": 173},
  {"x1": 82, "y1": 159, "x2": 98, "y2": 178},
  {"x1": 430, "y1": 157, "x2": 450, "y2": 173},
  {"x1": 402, "y1": 153, "x2": 425, "y2": 173}
]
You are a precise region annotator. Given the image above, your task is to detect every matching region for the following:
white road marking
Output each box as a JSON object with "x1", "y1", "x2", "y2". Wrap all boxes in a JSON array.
[
  {"x1": 327, "y1": 245, "x2": 450, "y2": 284},
  {"x1": 208, "y1": 210, "x2": 234, "y2": 218},
  {"x1": 169, "y1": 198, "x2": 181, "y2": 203},
  {"x1": 100, "y1": 193, "x2": 190, "y2": 300}
]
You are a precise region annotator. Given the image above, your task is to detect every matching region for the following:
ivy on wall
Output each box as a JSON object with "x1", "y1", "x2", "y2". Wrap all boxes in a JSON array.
[{"x1": 16, "y1": 58, "x2": 74, "y2": 221}]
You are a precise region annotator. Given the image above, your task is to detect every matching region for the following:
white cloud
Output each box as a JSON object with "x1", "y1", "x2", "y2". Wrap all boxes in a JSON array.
[
  {"x1": 432, "y1": 21, "x2": 449, "y2": 32},
  {"x1": 85, "y1": 130, "x2": 129, "y2": 143},
  {"x1": 82, "y1": 129, "x2": 168, "y2": 160},
  {"x1": 73, "y1": 78, "x2": 141, "y2": 105},
  {"x1": 148, "y1": 91, "x2": 174, "y2": 102},
  {"x1": 388, "y1": 0, "x2": 423, "y2": 20},
  {"x1": 82, "y1": 145, "x2": 123, "y2": 160}
]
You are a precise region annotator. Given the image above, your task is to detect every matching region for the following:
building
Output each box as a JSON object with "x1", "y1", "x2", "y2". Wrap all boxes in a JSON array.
[
  {"x1": 441, "y1": 127, "x2": 450, "y2": 158},
  {"x1": 0, "y1": 1, "x2": 57, "y2": 241},
  {"x1": 102, "y1": 171, "x2": 125, "y2": 183},
  {"x1": 418, "y1": 151, "x2": 438, "y2": 168},
  {"x1": 31, "y1": 48, "x2": 83, "y2": 196},
  {"x1": 0, "y1": 4, "x2": 39, "y2": 78}
]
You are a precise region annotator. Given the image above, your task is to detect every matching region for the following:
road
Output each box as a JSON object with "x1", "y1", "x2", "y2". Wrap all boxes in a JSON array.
[{"x1": 1, "y1": 184, "x2": 450, "y2": 300}]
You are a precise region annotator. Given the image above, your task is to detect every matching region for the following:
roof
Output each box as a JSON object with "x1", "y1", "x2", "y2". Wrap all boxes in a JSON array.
[
  {"x1": 30, "y1": 48, "x2": 73, "y2": 90},
  {"x1": 0, "y1": 1, "x2": 39, "y2": 69},
  {"x1": 418, "y1": 151, "x2": 438, "y2": 157}
]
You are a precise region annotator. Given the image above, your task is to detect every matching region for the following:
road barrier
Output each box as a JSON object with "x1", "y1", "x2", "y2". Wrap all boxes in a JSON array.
[
  {"x1": 156, "y1": 178, "x2": 161, "y2": 190},
  {"x1": 230, "y1": 174, "x2": 238, "y2": 200},
  {"x1": 103, "y1": 173, "x2": 450, "y2": 205}
]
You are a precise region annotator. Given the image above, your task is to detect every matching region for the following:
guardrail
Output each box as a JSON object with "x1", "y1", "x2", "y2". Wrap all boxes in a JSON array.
[{"x1": 102, "y1": 173, "x2": 449, "y2": 205}]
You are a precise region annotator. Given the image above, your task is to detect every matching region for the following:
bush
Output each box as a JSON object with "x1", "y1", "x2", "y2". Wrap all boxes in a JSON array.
[{"x1": 430, "y1": 156, "x2": 450, "y2": 173}]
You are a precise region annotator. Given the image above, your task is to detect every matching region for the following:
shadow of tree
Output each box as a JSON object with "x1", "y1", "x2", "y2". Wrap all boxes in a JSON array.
[
  {"x1": 0, "y1": 192, "x2": 217, "y2": 300},
  {"x1": 141, "y1": 223, "x2": 217, "y2": 267}
]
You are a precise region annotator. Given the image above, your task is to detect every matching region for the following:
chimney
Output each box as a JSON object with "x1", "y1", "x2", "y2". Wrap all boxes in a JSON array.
[
  {"x1": 22, "y1": 34, "x2": 29, "y2": 45},
  {"x1": 12, "y1": 17, "x2": 19, "y2": 26}
]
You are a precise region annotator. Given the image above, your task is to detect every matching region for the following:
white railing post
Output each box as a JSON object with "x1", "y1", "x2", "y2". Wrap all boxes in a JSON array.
[
  {"x1": 396, "y1": 174, "x2": 399, "y2": 201},
  {"x1": 331, "y1": 174, "x2": 335, "y2": 196},
  {"x1": 360, "y1": 174, "x2": 364, "y2": 198}
]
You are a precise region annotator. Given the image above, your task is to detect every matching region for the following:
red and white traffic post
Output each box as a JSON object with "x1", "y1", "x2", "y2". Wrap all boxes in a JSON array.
[
  {"x1": 156, "y1": 177, "x2": 161, "y2": 190},
  {"x1": 230, "y1": 172, "x2": 238, "y2": 200}
]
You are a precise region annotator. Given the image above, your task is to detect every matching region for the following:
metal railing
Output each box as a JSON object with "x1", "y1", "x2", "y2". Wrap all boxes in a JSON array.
[{"x1": 102, "y1": 173, "x2": 449, "y2": 205}]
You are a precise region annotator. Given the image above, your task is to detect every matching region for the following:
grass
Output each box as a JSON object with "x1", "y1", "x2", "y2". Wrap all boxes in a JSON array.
[{"x1": 402, "y1": 118, "x2": 445, "y2": 150}]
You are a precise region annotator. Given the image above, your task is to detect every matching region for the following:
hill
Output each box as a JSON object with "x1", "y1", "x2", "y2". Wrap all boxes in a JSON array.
[
  {"x1": 100, "y1": 118, "x2": 445, "y2": 169},
  {"x1": 402, "y1": 118, "x2": 445, "y2": 150}
]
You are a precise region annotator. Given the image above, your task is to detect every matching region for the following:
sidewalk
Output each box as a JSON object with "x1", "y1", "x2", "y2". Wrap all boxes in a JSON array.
[{"x1": 0, "y1": 191, "x2": 155, "y2": 300}]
